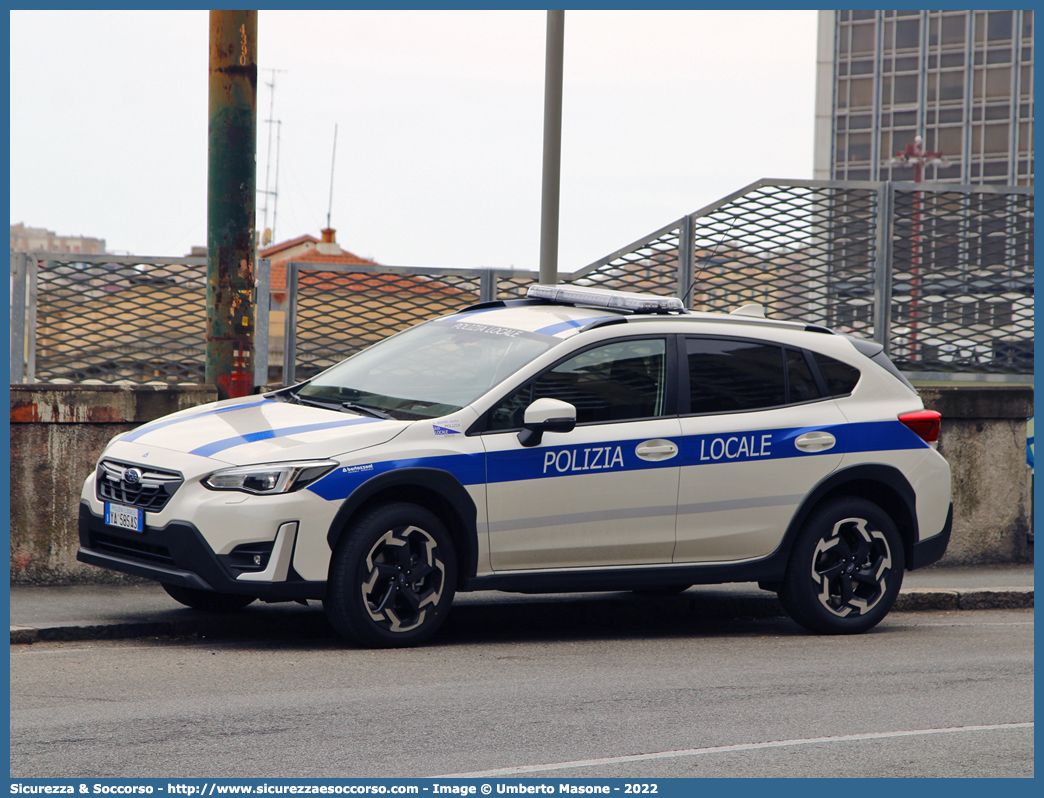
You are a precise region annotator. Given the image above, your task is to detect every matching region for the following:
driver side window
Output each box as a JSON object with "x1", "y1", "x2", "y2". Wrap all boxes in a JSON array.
[{"x1": 487, "y1": 338, "x2": 667, "y2": 430}]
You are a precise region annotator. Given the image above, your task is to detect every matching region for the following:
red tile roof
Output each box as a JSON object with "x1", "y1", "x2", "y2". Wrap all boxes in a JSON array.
[
  {"x1": 267, "y1": 243, "x2": 380, "y2": 299},
  {"x1": 259, "y1": 234, "x2": 320, "y2": 259},
  {"x1": 263, "y1": 237, "x2": 468, "y2": 301}
]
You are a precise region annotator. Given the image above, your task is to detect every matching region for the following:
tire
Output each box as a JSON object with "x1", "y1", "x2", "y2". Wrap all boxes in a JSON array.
[
  {"x1": 324, "y1": 503, "x2": 457, "y2": 648},
  {"x1": 779, "y1": 498, "x2": 904, "y2": 634},
  {"x1": 161, "y1": 583, "x2": 256, "y2": 612}
]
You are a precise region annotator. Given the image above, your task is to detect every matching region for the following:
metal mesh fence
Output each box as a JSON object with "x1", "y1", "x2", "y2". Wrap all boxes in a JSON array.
[
  {"x1": 290, "y1": 267, "x2": 483, "y2": 381},
  {"x1": 13, "y1": 181, "x2": 1032, "y2": 385},
  {"x1": 568, "y1": 222, "x2": 683, "y2": 296},
  {"x1": 287, "y1": 222, "x2": 690, "y2": 381},
  {"x1": 889, "y1": 186, "x2": 1033, "y2": 373},
  {"x1": 683, "y1": 182, "x2": 881, "y2": 343},
  {"x1": 494, "y1": 275, "x2": 538, "y2": 300},
  {"x1": 29, "y1": 256, "x2": 208, "y2": 384}
]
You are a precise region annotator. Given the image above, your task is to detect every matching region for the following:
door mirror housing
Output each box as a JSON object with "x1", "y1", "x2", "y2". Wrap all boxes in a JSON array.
[{"x1": 518, "y1": 398, "x2": 577, "y2": 447}]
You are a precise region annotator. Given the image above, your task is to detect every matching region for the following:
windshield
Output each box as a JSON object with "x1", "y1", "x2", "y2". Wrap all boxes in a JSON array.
[{"x1": 297, "y1": 317, "x2": 559, "y2": 420}]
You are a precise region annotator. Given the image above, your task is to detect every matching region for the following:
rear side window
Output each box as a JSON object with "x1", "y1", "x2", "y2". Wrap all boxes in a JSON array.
[
  {"x1": 687, "y1": 338, "x2": 786, "y2": 413},
  {"x1": 813, "y1": 352, "x2": 861, "y2": 396},
  {"x1": 786, "y1": 348, "x2": 820, "y2": 403},
  {"x1": 686, "y1": 338, "x2": 829, "y2": 414}
]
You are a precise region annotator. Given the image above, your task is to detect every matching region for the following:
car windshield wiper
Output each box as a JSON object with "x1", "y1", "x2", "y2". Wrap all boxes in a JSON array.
[
  {"x1": 288, "y1": 389, "x2": 394, "y2": 419},
  {"x1": 341, "y1": 402, "x2": 394, "y2": 420},
  {"x1": 287, "y1": 392, "x2": 342, "y2": 410}
]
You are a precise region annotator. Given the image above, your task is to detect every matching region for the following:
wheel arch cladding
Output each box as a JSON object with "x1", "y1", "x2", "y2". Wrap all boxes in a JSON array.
[
  {"x1": 786, "y1": 464, "x2": 918, "y2": 567},
  {"x1": 325, "y1": 468, "x2": 478, "y2": 589}
]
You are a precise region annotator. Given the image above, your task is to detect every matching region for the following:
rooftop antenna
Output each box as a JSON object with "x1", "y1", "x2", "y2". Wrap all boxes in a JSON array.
[
  {"x1": 270, "y1": 120, "x2": 282, "y2": 244},
  {"x1": 326, "y1": 124, "x2": 338, "y2": 229},
  {"x1": 684, "y1": 214, "x2": 738, "y2": 307},
  {"x1": 260, "y1": 68, "x2": 287, "y2": 246}
]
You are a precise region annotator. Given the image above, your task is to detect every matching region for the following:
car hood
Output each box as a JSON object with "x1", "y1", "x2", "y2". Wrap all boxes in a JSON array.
[{"x1": 109, "y1": 395, "x2": 410, "y2": 466}]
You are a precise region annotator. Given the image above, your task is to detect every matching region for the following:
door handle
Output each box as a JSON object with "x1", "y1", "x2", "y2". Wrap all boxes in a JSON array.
[
  {"x1": 795, "y1": 431, "x2": 836, "y2": 453},
  {"x1": 635, "y1": 439, "x2": 679, "y2": 461}
]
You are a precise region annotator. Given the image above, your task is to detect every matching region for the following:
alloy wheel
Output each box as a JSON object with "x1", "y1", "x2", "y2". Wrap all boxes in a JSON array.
[
  {"x1": 361, "y1": 524, "x2": 446, "y2": 633},
  {"x1": 811, "y1": 516, "x2": 893, "y2": 617}
]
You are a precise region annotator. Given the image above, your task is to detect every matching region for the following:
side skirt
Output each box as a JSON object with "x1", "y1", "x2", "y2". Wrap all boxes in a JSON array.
[{"x1": 463, "y1": 553, "x2": 790, "y2": 594}]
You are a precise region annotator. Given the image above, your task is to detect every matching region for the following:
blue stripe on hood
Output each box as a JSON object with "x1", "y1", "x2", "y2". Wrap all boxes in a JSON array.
[
  {"x1": 189, "y1": 418, "x2": 378, "y2": 458},
  {"x1": 122, "y1": 398, "x2": 271, "y2": 443}
]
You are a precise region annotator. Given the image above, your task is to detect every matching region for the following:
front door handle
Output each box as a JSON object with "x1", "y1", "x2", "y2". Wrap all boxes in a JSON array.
[
  {"x1": 635, "y1": 439, "x2": 679, "y2": 461},
  {"x1": 795, "y1": 431, "x2": 836, "y2": 452}
]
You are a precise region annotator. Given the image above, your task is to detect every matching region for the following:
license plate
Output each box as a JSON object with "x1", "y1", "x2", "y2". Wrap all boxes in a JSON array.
[{"x1": 105, "y1": 502, "x2": 144, "y2": 533}]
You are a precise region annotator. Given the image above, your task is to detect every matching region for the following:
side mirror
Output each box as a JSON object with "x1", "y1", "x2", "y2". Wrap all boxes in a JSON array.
[{"x1": 517, "y1": 398, "x2": 576, "y2": 447}]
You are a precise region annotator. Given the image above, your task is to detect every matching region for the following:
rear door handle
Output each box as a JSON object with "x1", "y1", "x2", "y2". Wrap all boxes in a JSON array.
[{"x1": 795, "y1": 431, "x2": 836, "y2": 453}]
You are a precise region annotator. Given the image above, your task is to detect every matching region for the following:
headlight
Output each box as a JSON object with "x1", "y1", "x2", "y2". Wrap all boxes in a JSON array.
[{"x1": 202, "y1": 460, "x2": 338, "y2": 495}]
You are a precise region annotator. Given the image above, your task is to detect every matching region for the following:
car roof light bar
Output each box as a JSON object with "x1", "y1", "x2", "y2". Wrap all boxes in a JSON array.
[{"x1": 526, "y1": 285, "x2": 686, "y2": 314}]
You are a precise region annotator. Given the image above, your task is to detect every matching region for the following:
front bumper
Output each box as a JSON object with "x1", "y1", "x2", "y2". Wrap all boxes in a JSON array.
[{"x1": 76, "y1": 502, "x2": 327, "y2": 600}]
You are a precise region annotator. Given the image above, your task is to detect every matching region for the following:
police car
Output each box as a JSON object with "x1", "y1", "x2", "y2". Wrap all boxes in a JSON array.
[{"x1": 78, "y1": 285, "x2": 952, "y2": 647}]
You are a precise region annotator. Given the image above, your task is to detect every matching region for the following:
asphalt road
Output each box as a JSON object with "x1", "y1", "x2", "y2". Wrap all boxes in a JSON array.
[{"x1": 10, "y1": 603, "x2": 1033, "y2": 779}]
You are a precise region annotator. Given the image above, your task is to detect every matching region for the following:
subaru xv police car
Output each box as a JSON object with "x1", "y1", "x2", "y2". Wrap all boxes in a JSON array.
[{"x1": 78, "y1": 285, "x2": 952, "y2": 647}]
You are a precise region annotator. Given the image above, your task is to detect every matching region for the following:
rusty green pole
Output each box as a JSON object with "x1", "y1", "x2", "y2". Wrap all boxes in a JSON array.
[{"x1": 207, "y1": 10, "x2": 257, "y2": 399}]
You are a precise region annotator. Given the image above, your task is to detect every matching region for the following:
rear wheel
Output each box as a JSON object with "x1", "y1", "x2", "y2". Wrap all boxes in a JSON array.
[
  {"x1": 161, "y1": 583, "x2": 256, "y2": 612},
  {"x1": 779, "y1": 498, "x2": 904, "y2": 634},
  {"x1": 325, "y1": 503, "x2": 456, "y2": 648}
]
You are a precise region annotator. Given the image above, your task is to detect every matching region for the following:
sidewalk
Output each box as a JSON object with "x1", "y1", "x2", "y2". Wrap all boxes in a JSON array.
[{"x1": 9, "y1": 564, "x2": 1033, "y2": 645}]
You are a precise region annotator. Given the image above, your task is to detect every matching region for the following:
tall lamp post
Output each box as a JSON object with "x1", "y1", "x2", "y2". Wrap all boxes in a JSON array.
[
  {"x1": 208, "y1": 10, "x2": 257, "y2": 398},
  {"x1": 889, "y1": 136, "x2": 948, "y2": 361},
  {"x1": 539, "y1": 11, "x2": 565, "y2": 286}
]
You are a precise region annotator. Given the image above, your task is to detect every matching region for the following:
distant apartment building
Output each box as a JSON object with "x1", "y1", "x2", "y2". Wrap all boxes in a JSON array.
[
  {"x1": 811, "y1": 10, "x2": 1033, "y2": 375},
  {"x1": 814, "y1": 9, "x2": 1034, "y2": 185},
  {"x1": 10, "y1": 223, "x2": 106, "y2": 255}
]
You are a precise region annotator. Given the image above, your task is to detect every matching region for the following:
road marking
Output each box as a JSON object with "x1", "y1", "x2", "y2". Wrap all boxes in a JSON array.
[
  {"x1": 907, "y1": 621, "x2": 1034, "y2": 627},
  {"x1": 435, "y1": 722, "x2": 1034, "y2": 777}
]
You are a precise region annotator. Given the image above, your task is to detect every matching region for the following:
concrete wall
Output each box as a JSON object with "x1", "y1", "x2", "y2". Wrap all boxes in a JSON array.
[
  {"x1": 919, "y1": 386, "x2": 1034, "y2": 566},
  {"x1": 10, "y1": 385, "x2": 217, "y2": 584},
  {"x1": 8, "y1": 383, "x2": 1033, "y2": 585}
]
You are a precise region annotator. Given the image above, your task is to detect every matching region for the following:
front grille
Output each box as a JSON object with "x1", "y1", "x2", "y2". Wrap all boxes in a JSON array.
[
  {"x1": 88, "y1": 530, "x2": 174, "y2": 565},
  {"x1": 96, "y1": 460, "x2": 183, "y2": 512}
]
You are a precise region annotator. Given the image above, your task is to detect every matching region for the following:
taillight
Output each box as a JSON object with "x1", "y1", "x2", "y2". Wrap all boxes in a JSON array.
[{"x1": 899, "y1": 410, "x2": 941, "y2": 443}]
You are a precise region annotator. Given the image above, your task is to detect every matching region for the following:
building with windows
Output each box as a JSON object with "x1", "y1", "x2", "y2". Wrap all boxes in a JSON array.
[
  {"x1": 809, "y1": 10, "x2": 1033, "y2": 376},
  {"x1": 814, "y1": 10, "x2": 1033, "y2": 186},
  {"x1": 10, "y1": 223, "x2": 106, "y2": 255}
]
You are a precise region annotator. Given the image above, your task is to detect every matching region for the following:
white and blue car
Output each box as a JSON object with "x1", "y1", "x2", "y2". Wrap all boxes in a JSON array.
[{"x1": 79, "y1": 285, "x2": 952, "y2": 646}]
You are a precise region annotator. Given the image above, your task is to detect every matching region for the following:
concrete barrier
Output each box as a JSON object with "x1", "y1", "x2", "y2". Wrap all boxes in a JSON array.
[
  {"x1": 8, "y1": 383, "x2": 1033, "y2": 585},
  {"x1": 9, "y1": 385, "x2": 217, "y2": 584},
  {"x1": 919, "y1": 386, "x2": 1033, "y2": 566}
]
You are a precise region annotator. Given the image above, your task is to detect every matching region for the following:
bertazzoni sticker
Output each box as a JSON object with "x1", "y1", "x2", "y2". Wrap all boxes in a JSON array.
[
  {"x1": 433, "y1": 419, "x2": 463, "y2": 436},
  {"x1": 341, "y1": 463, "x2": 374, "y2": 474}
]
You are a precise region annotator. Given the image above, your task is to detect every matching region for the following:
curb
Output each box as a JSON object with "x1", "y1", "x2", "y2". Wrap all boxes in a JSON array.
[{"x1": 10, "y1": 586, "x2": 1033, "y2": 644}]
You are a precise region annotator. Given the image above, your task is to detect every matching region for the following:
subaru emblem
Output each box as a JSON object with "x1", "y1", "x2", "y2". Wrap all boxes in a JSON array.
[{"x1": 125, "y1": 468, "x2": 142, "y2": 485}]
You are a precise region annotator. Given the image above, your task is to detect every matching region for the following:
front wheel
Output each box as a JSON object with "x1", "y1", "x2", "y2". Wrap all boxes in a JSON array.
[
  {"x1": 161, "y1": 583, "x2": 256, "y2": 612},
  {"x1": 325, "y1": 503, "x2": 456, "y2": 648},
  {"x1": 779, "y1": 498, "x2": 904, "y2": 634}
]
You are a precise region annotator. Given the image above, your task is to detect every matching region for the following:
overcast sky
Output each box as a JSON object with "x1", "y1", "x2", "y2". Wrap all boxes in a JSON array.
[{"x1": 10, "y1": 9, "x2": 818, "y2": 273}]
